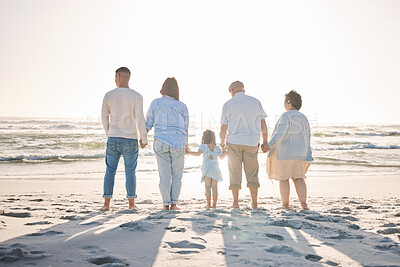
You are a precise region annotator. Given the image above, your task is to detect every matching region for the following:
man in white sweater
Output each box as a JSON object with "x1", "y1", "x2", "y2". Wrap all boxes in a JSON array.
[{"x1": 100, "y1": 67, "x2": 148, "y2": 211}]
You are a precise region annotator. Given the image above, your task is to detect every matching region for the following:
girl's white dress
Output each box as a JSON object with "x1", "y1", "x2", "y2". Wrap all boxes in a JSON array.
[{"x1": 199, "y1": 144, "x2": 223, "y2": 182}]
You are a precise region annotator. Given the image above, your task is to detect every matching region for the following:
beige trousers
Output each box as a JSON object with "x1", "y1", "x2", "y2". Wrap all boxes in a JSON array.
[{"x1": 227, "y1": 142, "x2": 260, "y2": 190}]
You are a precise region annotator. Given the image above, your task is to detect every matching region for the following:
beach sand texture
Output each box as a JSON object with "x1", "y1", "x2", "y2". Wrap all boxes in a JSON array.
[{"x1": 1, "y1": 172, "x2": 400, "y2": 267}]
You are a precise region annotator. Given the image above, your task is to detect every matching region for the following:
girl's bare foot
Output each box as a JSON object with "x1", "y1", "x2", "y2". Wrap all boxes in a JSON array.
[
  {"x1": 170, "y1": 204, "x2": 180, "y2": 210},
  {"x1": 206, "y1": 204, "x2": 211, "y2": 209},
  {"x1": 100, "y1": 205, "x2": 110, "y2": 211},
  {"x1": 231, "y1": 203, "x2": 239, "y2": 209},
  {"x1": 301, "y1": 203, "x2": 309, "y2": 210},
  {"x1": 211, "y1": 205, "x2": 216, "y2": 209},
  {"x1": 162, "y1": 205, "x2": 170, "y2": 210}
]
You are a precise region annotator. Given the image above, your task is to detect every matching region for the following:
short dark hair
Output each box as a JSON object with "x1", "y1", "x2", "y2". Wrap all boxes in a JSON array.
[
  {"x1": 201, "y1": 130, "x2": 216, "y2": 145},
  {"x1": 115, "y1": 67, "x2": 131, "y2": 76},
  {"x1": 160, "y1": 77, "x2": 179, "y2": 100},
  {"x1": 284, "y1": 90, "x2": 302, "y2": 110}
]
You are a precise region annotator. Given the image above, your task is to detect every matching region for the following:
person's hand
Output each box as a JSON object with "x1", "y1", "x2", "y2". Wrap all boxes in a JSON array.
[
  {"x1": 139, "y1": 139, "x2": 148, "y2": 149},
  {"x1": 220, "y1": 143, "x2": 226, "y2": 151},
  {"x1": 185, "y1": 144, "x2": 190, "y2": 155},
  {"x1": 261, "y1": 141, "x2": 270, "y2": 153}
]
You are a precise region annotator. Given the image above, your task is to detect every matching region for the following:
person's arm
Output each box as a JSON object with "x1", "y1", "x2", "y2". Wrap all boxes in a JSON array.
[
  {"x1": 260, "y1": 119, "x2": 269, "y2": 152},
  {"x1": 219, "y1": 103, "x2": 228, "y2": 150},
  {"x1": 187, "y1": 149, "x2": 202, "y2": 156},
  {"x1": 101, "y1": 96, "x2": 109, "y2": 136},
  {"x1": 268, "y1": 114, "x2": 290, "y2": 148},
  {"x1": 183, "y1": 104, "x2": 190, "y2": 153},
  {"x1": 220, "y1": 124, "x2": 228, "y2": 150},
  {"x1": 185, "y1": 130, "x2": 189, "y2": 153},
  {"x1": 135, "y1": 95, "x2": 148, "y2": 148},
  {"x1": 145, "y1": 101, "x2": 155, "y2": 132},
  {"x1": 219, "y1": 148, "x2": 227, "y2": 160}
]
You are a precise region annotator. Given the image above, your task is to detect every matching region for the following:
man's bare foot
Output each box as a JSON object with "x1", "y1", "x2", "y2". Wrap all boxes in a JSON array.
[
  {"x1": 252, "y1": 203, "x2": 258, "y2": 210},
  {"x1": 100, "y1": 205, "x2": 110, "y2": 211},
  {"x1": 231, "y1": 203, "x2": 239, "y2": 209},
  {"x1": 170, "y1": 204, "x2": 180, "y2": 210},
  {"x1": 129, "y1": 205, "x2": 140, "y2": 210},
  {"x1": 162, "y1": 205, "x2": 170, "y2": 210}
]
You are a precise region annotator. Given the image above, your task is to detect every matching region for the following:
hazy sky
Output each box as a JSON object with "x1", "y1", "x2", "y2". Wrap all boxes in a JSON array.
[{"x1": 0, "y1": 0, "x2": 399, "y2": 124}]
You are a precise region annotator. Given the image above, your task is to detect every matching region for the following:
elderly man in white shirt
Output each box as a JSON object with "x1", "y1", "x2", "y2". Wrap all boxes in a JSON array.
[
  {"x1": 100, "y1": 67, "x2": 148, "y2": 211},
  {"x1": 220, "y1": 81, "x2": 268, "y2": 209}
]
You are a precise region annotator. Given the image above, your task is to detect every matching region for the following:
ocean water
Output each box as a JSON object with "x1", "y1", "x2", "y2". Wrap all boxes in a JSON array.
[{"x1": 0, "y1": 117, "x2": 399, "y2": 178}]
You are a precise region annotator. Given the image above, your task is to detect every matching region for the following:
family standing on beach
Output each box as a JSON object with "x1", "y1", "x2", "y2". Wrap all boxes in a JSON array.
[{"x1": 100, "y1": 67, "x2": 313, "y2": 212}]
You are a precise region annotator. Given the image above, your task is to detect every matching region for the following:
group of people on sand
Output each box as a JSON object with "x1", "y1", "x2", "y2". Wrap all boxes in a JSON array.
[{"x1": 100, "y1": 67, "x2": 313, "y2": 212}]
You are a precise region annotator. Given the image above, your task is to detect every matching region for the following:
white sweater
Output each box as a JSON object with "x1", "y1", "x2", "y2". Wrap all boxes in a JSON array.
[{"x1": 101, "y1": 87, "x2": 148, "y2": 143}]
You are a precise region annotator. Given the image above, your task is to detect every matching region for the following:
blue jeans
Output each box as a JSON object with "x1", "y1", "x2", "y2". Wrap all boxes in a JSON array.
[
  {"x1": 153, "y1": 139, "x2": 185, "y2": 205},
  {"x1": 103, "y1": 137, "x2": 138, "y2": 199}
]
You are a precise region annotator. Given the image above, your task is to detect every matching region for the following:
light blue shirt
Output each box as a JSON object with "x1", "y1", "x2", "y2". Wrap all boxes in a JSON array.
[
  {"x1": 221, "y1": 92, "x2": 267, "y2": 146},
  {"x1": 268, "y1": 110, "x2": 313, "y2": 161},
  {"x1": 146, "y1": 96, "x2": 189, "y2": 149}
]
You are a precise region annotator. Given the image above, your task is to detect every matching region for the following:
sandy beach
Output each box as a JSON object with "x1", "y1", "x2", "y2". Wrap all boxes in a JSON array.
[{"x1": 1, "y1": 170, "x2": 400, "y2": 267}]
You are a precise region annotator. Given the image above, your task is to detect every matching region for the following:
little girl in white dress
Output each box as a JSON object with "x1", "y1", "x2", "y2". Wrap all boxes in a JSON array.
[{"x1": 187, "y1": 130, "x2": 226, "y2": 208}]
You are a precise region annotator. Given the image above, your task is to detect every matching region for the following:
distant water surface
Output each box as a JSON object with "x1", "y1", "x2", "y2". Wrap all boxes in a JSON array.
[{"x1": 0, "y1": 118, "x2": 399, "y2": 178}]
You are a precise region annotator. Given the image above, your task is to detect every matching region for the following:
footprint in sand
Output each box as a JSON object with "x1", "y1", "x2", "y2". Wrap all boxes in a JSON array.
[
  {"x1": 60, "y1": 215, "x2": 82, "y2": 221},
  {"x1": 0, "y1": 211, "x2": 31, "y2": 218},
  {"x1": 24, "y1": 221, "x2": 52, "y2": 226},
  {"x1": 347, "y1": 223, "x2": 360, "y2": 230},
  {"x1": 325, "y1": 260, "x2": 339, "y2": 266},
  {"x1": 174, "y1": 250, "x2": 200, "y2": 254},
  {"x1": 264, "y1": 245, "x2": 301, "y2": 257},
  {"x1": 268, "y1": 219, "x2": 302, "y2": 229},
  {"x1": 29, "y1": 198, "x2": 44, "y2": 202},
  {"x1": 264, "y1": 233, "x2": 284, "y2": 241},
  {"x1": 165, "y1": 240, "x2": 206, "y2": 249},
  {"x1": 119, "y1": 221, "x2": 150, "y2": 232},
  {"x1": 377, "y1": 228, "x2": 400, "y2": 234},
  {"x1": 164, "y1": 226, "x2": 186, "y2": 232},
  {"x1": 27, "y1": 230, "x2": 64, "y2": 236},
  {"x1": 0, "y1": 247, "x2": 50, "y2": 262},
  {"x1": 87, "y1": 255, "x2": 129, "y2": 266},
  {"x1": 305, "y1": 254, "x2": 323, "y2": 262}
]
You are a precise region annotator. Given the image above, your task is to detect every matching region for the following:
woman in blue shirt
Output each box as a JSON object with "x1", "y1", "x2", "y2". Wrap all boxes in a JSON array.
[
  {"x1": 266, "y1": 90, "x2": 313, "y2": 210},
  {"x1": 146, "y1": 77, "x2": 189, "y2": 210}
]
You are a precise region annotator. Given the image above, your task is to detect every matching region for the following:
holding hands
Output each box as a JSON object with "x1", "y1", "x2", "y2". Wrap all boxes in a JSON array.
[
  {"x1": 139, "y1": 139, "x2": 148, "y2": 149},
  {"x1": 261, "y1": 140, "x2": 271, "y2": 153}
]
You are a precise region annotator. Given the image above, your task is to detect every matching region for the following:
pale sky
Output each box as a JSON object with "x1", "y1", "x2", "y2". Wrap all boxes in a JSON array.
[{"x1": 0, "y1": 0, "x2": 399, "y2": 124}]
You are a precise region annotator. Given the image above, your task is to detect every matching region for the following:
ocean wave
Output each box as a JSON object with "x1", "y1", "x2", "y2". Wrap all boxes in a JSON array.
[
  {"x1": 314, "y1": 157, "x2": 400, "y2": 168},
  {"x1": 355, "y1": 131, "x2": 400, "y2": 136},
  {"x1": 313, "y1": 131, "x2": 400, "y2": 138},
  {"x1": 47, "y1": 124, "x2": 77, "y2": 130},
  {"x1": 314, "y1": 143, "x2": 400, "y2": 151},
  {"x1": 0, "y1": 154, "x2": 106, "y2": 163},
  {"x1": 327, "y1": 141, "x2": 367, "y2": 146}
]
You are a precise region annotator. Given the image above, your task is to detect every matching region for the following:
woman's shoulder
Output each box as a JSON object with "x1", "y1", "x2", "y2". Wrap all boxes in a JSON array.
[{"x1": 150, "y1": 97, "x2": 163, "y2": 105}]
